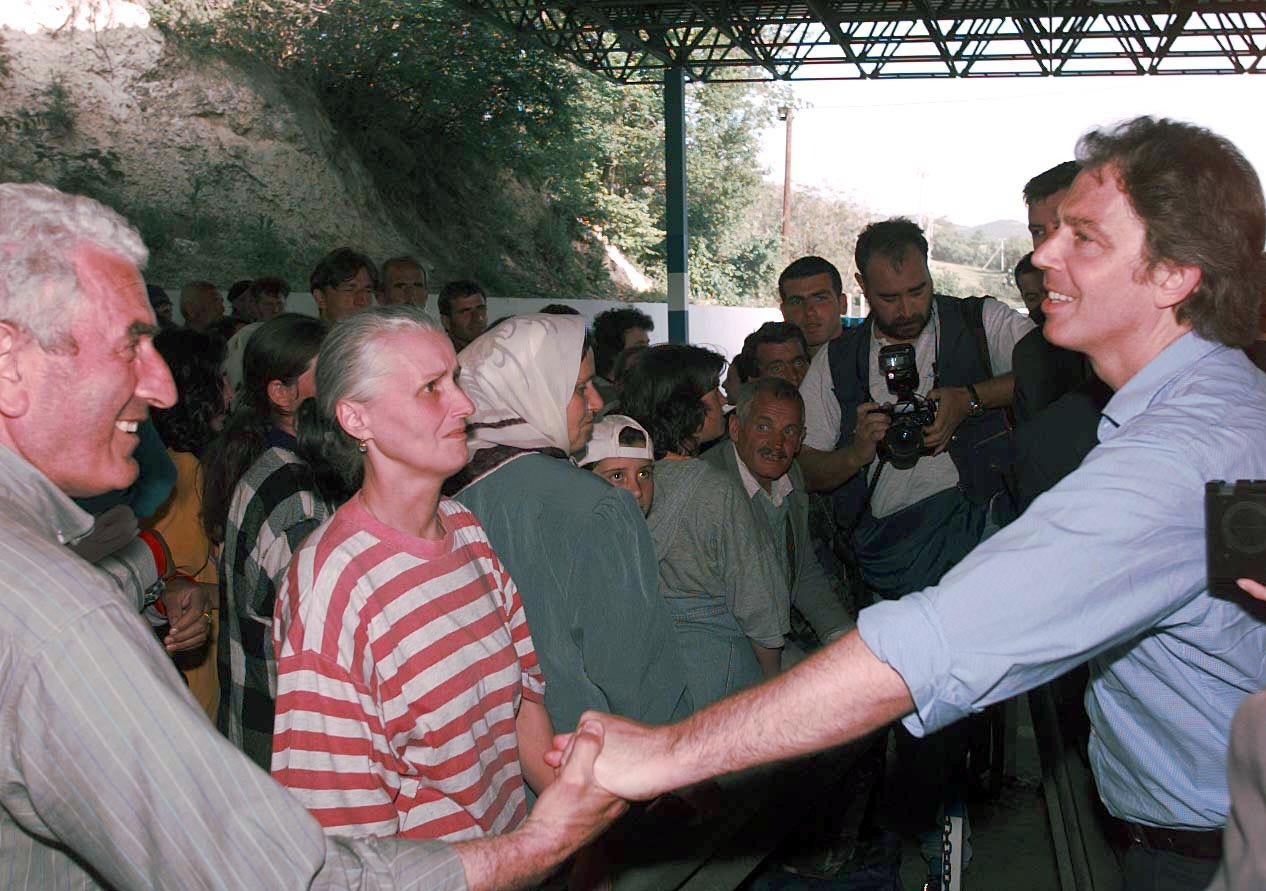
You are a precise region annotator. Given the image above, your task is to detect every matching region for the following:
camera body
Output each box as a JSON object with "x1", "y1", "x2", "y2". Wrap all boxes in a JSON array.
[
  {"x1": 1206, "y1": 480, "x2": 1266, "y2": 596},
  {"x1": 874, "y1": 344, "x2": 937, "y2": 470}
]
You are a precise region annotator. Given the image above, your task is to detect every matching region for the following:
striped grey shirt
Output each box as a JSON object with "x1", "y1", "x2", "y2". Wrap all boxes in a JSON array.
[{"x1": 0, "y1": 445, "x2": 467, "y2": 890}]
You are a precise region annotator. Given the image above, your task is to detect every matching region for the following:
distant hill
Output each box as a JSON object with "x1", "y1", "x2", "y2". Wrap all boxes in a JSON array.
[
  {"x1": 972, "y1": 219, "x2": 1029, "y2": 240},
  {"x1": 929, "y1": 260, "x2": 1025, "y2": 313}
]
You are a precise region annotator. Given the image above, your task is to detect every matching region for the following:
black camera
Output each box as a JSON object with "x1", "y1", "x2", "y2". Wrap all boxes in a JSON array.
[
  {"x1": 873, "y1": 344, "x2": 937, "y2": 470},
  {"x1": 1206, "y1": 480, "x2": 1266, "y2": 597}
]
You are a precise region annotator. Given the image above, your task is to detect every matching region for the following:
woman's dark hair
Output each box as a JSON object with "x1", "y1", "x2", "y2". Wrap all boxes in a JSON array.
[
  {"x1": 295, "y1": 399, "x2": 358, "y2": 507},
  {"x1": 199, "y1": 313, "x2": 327, "y2": 543},
  {"x1": 611, "y1": 342, "x2": 649, "y2": 386},
  {"x1": 621, "y1": 344, "x2": 725, "y2": 459},
  {"x1": 151, "y1": 329, "x2": 226, "y2": 456}
]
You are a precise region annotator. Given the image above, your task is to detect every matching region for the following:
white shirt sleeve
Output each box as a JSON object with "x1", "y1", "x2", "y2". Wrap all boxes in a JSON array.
[
  {"x1": 800, "y1": 347, "x2": 841, "y2": 452},
  {"x1": 981, "y1": 297, "x2": 1036, "y2": 376}
]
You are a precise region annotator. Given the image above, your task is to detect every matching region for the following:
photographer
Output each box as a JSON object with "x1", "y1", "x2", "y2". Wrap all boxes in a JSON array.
[
  {"x1": 795, "y1": 217, "x2": 1033, "y2": 878},
  {"x1": 797, "y1": 218, "x2": 1032, "y2": 600},
  {"x1": 559, "y1": 118, "x2": 1266, "y2": 891}
]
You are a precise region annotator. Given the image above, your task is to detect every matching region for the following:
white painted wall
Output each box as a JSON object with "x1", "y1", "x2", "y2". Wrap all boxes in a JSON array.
[{"x1": 483, "y1": 298, "x2": 789, "y2": 362}]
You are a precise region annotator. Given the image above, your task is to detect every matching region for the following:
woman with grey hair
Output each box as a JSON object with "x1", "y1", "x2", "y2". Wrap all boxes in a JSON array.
[{"x1": 272, "y1": 305, "x2": 555, "y2": 842}]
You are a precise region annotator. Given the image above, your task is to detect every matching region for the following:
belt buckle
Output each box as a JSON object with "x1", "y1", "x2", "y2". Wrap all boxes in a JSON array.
[{"x1": 1126, "y1": 822, "x2": 1149, "y2": 849}]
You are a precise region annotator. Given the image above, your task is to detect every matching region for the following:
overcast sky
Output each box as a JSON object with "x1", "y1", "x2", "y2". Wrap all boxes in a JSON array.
[{"x1": 757, "y1": 75, "x2": 1266, "y2": 228}]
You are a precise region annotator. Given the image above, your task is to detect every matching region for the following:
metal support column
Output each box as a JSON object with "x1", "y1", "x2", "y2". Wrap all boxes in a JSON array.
[{"x1": 664, "y1": 65, "x2": 689, "y2": 343}]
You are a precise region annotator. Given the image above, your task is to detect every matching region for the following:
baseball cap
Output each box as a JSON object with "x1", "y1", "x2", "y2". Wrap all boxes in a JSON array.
[{"x1": 579, "y1": 415, "x2": 654, "y2": 465}]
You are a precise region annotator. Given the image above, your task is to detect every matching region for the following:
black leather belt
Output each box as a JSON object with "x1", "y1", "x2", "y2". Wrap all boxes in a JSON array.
[{"x1": 1124, "y1": 822, "x2": 1224, "y2": 861}]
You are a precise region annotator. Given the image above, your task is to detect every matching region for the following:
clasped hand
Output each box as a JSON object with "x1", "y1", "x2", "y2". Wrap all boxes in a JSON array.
[{"x1": 160, "y1": 578, "x2": 212, "y2": 654}]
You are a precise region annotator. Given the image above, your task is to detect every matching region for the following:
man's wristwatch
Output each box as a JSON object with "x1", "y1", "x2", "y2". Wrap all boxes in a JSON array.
[{"x1": 965, "y1": 383, "x2": 984, "y2": 418}]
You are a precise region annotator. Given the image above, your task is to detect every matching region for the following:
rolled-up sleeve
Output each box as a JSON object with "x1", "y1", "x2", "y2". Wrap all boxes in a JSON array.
[{"x1": 858, "y1": 427, "x2": 1206, "y2": 737}]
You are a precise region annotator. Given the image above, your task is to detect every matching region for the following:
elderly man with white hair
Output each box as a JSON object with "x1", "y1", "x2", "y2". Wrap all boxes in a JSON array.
[{"x1": 0, "y1": 183, "x2": 621, "y2": 891}]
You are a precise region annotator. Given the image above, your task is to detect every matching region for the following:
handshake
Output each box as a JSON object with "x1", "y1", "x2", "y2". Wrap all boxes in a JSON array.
[{"x1": 507, "y1": 713, "x2": 681, "y2": 889}]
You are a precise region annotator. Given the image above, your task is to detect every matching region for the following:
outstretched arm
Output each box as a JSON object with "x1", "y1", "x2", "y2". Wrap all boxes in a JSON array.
[{"x1": 550, "y1": 628, "x2": 912, "y2": 801}]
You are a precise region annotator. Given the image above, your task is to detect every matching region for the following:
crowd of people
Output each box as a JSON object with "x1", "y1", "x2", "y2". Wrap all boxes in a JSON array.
[{"x1": 0, "y1": 113, "x2": 1264, "y2": 891}]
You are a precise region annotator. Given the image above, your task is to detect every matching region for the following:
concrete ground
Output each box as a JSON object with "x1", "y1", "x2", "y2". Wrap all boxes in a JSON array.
[
  {"x1": 746, "y1": 696, "x2": 1060, "y2": 891},
  {"x1": 895, "y1": 697, "x2": 1059, "y2": 891}
]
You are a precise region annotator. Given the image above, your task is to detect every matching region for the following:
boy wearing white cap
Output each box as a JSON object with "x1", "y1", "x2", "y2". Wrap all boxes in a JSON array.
[{"x1": 579, "y1": 415, "x2": 655, "y2": 516}]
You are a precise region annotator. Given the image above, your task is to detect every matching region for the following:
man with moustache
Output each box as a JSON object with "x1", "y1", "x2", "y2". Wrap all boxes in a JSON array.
[
  {"x1": 703, "y1": 377, "x2": 853, "y2": 653},
  {"x1": 794, "y1": 218, "x2": 1032, "y2": 873}
]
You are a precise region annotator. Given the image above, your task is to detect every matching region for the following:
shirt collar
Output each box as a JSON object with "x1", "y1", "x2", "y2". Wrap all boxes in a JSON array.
[
  {"x1": 1098, "y1": 331, "x2": 1227, "y2": 441},
  {"x1": 0, "y1": 445, "x2": 95, "y2": 545},
  {"x1": 731, "y1": 442, "x2": 795, "y2": 507}
]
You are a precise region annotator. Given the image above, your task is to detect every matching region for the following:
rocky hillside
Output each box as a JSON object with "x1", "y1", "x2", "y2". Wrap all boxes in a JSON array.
[{"x1": 0, "y1": 1, "x2": 645, "y2": 295}]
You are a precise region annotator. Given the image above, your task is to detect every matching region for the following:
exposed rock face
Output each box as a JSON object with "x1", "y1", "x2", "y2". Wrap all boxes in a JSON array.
[
  {"x1": 0, "y1": 1, "x2": 422, "y2": 284},
  {"x1": 0, "y1": 0, "x2": 653, "y2": 296}
]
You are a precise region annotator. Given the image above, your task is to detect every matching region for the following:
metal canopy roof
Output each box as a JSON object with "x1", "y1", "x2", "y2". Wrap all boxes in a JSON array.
[{"x1": 454, "y1": 0, "x2": 1266, "y2": 83}]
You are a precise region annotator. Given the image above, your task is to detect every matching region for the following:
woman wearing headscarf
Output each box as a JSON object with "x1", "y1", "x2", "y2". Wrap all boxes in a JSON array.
[
  {"x1": 271, "y1": 306, "x2": 551, "y2": 841},
  {"x1": 623, "y1": 344, "x2": 790, "y2": 709},
  {"x1": 449, "y1": 313, "x2": 692, "y2": 734}
]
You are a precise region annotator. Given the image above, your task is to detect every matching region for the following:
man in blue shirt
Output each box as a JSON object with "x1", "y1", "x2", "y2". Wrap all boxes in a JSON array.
[{"x1": 557, "y1": 117, "x2": 1266, "y2": 891}]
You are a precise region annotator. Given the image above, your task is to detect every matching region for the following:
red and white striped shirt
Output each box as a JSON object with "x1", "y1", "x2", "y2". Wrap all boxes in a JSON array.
[{"x1": 271, "y1": 495, "x2": 545, "y2": 842}]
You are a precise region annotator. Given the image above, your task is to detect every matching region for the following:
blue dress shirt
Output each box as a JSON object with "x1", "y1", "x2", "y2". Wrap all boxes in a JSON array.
[{"x1": 858, "y1": 332, "x2": 1266, "y2": 830}]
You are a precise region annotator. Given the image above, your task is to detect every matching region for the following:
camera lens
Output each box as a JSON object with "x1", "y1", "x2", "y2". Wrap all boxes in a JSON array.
[{"x1": 883, "y1": 417, "x2": 924, "y2": 470}]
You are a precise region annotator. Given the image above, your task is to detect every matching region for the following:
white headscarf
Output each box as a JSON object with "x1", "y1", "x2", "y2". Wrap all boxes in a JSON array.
[{"x1": 458, "y1": 313, "x2": 587, "y2": 455}]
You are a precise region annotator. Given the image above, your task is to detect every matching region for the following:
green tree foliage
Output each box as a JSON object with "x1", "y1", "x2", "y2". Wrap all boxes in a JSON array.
[
  {"x1": 160, "y1": 0, "x2": 608, "y2": 294},
  {"x1": 563, "y1": 76, "x2": 785, "y2": 303},
  {"x1": 156, "y1": 0, "x2": 784, "y2": 302}
]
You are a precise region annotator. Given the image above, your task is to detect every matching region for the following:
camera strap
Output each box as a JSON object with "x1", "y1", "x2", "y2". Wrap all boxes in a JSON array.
[{"x1": 845, "y1": 456, "x2": 888, "y2": 540}]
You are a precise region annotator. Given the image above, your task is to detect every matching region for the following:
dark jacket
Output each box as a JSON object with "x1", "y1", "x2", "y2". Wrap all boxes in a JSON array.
[{"x1": 825, "y1": 294, "x2": 1013, "y2": 525}]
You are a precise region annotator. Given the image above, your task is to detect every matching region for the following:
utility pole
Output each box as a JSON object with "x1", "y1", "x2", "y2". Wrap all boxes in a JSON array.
[{"x1": 778, "y1": 106, "x2": 794, "y2": 241}]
